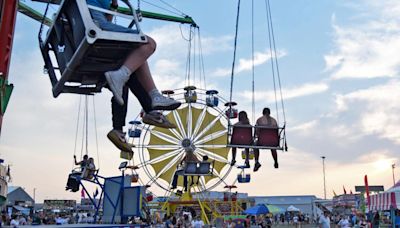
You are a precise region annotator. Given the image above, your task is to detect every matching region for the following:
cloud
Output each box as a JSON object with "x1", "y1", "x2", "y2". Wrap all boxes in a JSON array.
[
  {"x1": 239, "y1": 82, "x2": 329, "y2": 103},
  {"x1": 325, "y1": 1, "x2": 400, "y2": 80},
  {"x1": 334, "y1": 80, "x2": 400, "y2": 144},
  {"x1": 211, "y1": 49, "x2": 287, "y2": 77}
]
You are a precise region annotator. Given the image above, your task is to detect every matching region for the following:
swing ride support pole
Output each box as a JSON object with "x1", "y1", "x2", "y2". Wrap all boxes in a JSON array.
[
  {"x1": 197, "y1": 197, "x2": 210, "y2": 225},
  {"x1": 0, "y1": 0, "x2": 17, "y2": 136},
  {"x1": 17, "y1": 1, "x2": 197, "y2": 27}
]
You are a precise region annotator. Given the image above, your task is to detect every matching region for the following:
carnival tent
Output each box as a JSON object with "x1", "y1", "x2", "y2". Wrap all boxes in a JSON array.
[
  {"x1": 369, "y1": 180, "x2": 400, "y2": 211},
  {"x1": 265, "y1": 204, "x2": 285, "y2": 214},
  {"x1": 287, "y1": 205, "x2": 300, "y2": 212},
  {"x1": 244, "y1": 204, "x2": 270, "y2": 215}
]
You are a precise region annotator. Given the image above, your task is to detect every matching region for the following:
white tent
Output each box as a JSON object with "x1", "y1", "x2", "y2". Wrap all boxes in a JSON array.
[{"x1": 287, "y1": 205, "x2": 300, "y2": 212}]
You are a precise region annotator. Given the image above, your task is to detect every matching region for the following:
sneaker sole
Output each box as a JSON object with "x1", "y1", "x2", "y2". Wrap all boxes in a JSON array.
[
  {"x1": 152, "y1": 102, "x2": 181, "y2": 111},
  {"x1": 105, "y1": 73, "x2": 124, "y2": 105},
  {"x1": 107, "y1": 132, "x2": 133, "y2": 152},
  {"x1": 143, "y1": 118, "x2": 176, "y2": 129}
]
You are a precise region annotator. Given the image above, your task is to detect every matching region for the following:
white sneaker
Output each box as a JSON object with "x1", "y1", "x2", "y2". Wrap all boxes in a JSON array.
[
  {"x1": 105, "y1": 70, "x2": 129, "y2": 105},
  {"x1": 152, "y1": 95, "x2": 181, "y2": 110}
]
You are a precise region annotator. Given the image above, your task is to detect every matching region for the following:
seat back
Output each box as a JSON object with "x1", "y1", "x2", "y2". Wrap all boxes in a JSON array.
[
  {"x1": 66, "y1": 173, "x2": 80, "y2": 192},
  {"x1": 257, "y1": 127, "x2": 279, "y2": 147},
  {"x1": 197, "y1": 162, "x2": 211, "y2": 175},
  {"x1": 230, "y1": 126, "x2": 253, "y2": 145},
  {"x1": 184, "y1": 162, "x2": 197, "y2": 174}
]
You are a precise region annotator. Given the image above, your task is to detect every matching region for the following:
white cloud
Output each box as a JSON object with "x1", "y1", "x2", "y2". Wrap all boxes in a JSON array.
[
  {"x1": 240, "y1": 82, "x2": 329, "y2": 103},
  {"x1": 334, "y1": 80, "x2": 400, "y2": 144},
  {"x1": 211, "y1": 49, "x2": 287, "y2": 77},
  {"x1": 289, "y1": 120, "x2": 319, "y2": 133},
  {"x1": 325, "y1": 1, "x2": 400, "y2": 79}
]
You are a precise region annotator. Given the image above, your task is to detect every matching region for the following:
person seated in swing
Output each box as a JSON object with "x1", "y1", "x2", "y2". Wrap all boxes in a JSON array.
[
  {"x1": 171, "y1": 152, "x2": 199, "y2": 191},
  {"x1": 253, "y1": 108, "x2": 279, "y2": 171},
  {"x1": 85, "y1": 0, "x2": 180, "y2": 151},
  {"x1": 83, "y1": 157, "x2": 96, "y2": 179},
  {"x1": 231, "y1": 111, "x2": 251, "y2": 167},
  {"x1": 74, "y1": 155, "x2": 89, "y2": 172}
]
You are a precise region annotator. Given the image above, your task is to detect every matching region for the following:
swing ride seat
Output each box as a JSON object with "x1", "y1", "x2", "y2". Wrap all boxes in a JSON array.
[
  {"x1": 237, "y1": 174, "x2": 251, "y2": 183},
  {"x1": 40, "y1": 0, "x2": 147, "y2": 97},
  {"x1": 183, "y1": 161, "x2": 213, "y2": 176},
  {"x1": 228, "y1": 125, "x2": 253, "y2": 146},
  {"x1": 228, "y1": 125, "x2": 286, "y2": 150},
  {"x1": 206, "y1": 90, "x2": 219, "y2": 107}
]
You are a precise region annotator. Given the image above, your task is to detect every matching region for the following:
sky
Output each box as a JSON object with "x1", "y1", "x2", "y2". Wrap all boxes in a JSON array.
[{"x1": 0, "y1": 0, "x2": 399, "y2": 202}]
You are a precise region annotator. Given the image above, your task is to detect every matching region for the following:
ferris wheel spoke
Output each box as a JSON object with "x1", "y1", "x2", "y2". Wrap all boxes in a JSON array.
[
  {"x1": 173, "y1": 110, "x2": 187, "y2": 138},
  {"x1": 140, "y1": 144, "x2": 180, "y2": 150},
  {"x1": 187, "y1": 104, "x2": 193, "y2": 138},
  {"x1": 149, "y1": 128, "x2": 180, "y2": 145},
  {"x1": 193, "y1": 112, "x2": 225, "y2": 142},
  {"x1": 194, "y1": 129, "x2": 227, "y2": 145},
  {"x1": 138, "y1": 148, "x2": 183, "y2": 167},
  {"x1": 196, "y1": 148, "x2": 230, "y2": 164},
  {"x1": 169, "y1": 128, "x2": 184, "y2": 140},
  {"x1": 191, "y1": 107, "x2": 207, "y2": 140},
  {"x1": 148, "y1": 152, "x2": 185, "y2": 186},
  {"x1": 196, "y1": 144, "x2": 227, "y2": 149}
]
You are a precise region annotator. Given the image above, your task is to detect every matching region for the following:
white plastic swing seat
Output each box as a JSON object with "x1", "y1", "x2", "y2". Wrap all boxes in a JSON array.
[{"x1": 41, "y1": 0, "x2": 147, "y2": 97}]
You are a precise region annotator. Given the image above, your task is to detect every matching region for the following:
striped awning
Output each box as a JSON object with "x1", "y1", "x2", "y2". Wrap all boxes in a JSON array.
[{"x1": 369, "y1": 192, "x2": 400, "y2": 211}]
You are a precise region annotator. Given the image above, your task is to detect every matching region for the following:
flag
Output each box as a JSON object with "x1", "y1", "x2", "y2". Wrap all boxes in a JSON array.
[
  {"x1": 343, "y1": 186, "x2": 347, "y2": 195},
  {"x1": 364, "y1": 175, "x2": 370, "y2": 206},
  {"x1": 81, "y1": 188, "x2": 85, "y2": 198},
  {"x1": 93, "y1": 188, "x2": 99, "y2": 198},
  {"x1": 333, "y1": 190, "x2": 337, "y2": 197}
]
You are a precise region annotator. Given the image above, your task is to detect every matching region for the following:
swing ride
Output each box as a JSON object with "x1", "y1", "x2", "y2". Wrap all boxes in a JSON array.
[{"x1": 1, "y1": 0, "x2": 288, "y2": 225}]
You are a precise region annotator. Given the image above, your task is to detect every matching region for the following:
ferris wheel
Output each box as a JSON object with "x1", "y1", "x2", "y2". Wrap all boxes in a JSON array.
[{"x1": 128, "y1": 87, "x2": 235, "y2": 193}]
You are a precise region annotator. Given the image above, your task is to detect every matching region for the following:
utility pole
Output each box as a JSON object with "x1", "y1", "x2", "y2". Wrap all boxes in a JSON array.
[
  {"x1": 392, "y1": 164, "x2": 396, "y2": 186},
  {"x1": 321, "y1": 156, "x2": 326, "y2": 200}
]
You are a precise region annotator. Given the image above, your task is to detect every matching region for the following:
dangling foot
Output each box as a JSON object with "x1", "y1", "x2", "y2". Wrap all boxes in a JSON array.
[
  {"x1": 105, "y1": 66, "x2": 131, "y2": 105},
  {"x1": 107, "y1": 129, "x2": 134, "y2": 152},
  {"x1": 142, "y1": 111, "x2": 176, "y2": 128},
  {"x1": 274, "y1": 161, "x2": 279, "y2": 169},
  {"x1": 244, "y1": 160, "x2": 250, "y2": 168},
  {"x1": 231, "y1": 160, "x2": 236, "y2": 166},
  {"x1": 150, "y1": 90, "x2": 181, "y2": 110},
  {"x1": 254, "y1": 162, "x2": 261, "y2": 172}
]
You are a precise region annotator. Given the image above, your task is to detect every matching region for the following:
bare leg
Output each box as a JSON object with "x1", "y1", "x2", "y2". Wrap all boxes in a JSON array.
[
  {"x1": 271, "y1": 149, "x2": 278, "y2": 168},
  {"x1": 124, "y1": 36, "x2": 156, "y2": 72}
]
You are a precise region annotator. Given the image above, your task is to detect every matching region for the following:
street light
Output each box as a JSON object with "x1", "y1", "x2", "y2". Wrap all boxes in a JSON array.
[
  {"x1": 392, "y1": 163, "x2": 396, "y2": 185},
  {"x1": 321, "y1": 156, "x2": 326, "y2": 200}
]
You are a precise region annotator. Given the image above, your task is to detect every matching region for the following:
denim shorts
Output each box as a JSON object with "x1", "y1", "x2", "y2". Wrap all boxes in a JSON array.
[{"x1": 89, "y1": 10, "x2": 138, "y2": 34}]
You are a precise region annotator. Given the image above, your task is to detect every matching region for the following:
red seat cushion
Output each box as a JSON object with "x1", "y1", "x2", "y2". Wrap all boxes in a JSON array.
[
  {"x1": 257, "y1": 128, "x2": 279, "y2": 147},
  {"x1": 231, "y1": 126, "x2": 253, "y2": 145}
]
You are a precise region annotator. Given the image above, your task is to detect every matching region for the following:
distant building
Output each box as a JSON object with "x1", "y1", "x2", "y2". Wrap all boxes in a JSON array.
[{"x1": 7, "y1": 186, "x2": 34, "y2": 215}]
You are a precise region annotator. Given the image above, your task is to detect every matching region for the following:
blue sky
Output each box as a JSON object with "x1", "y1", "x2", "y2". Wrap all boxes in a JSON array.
[{"x1": 1, "y1": 0, "x2": 399, "y2": 202}]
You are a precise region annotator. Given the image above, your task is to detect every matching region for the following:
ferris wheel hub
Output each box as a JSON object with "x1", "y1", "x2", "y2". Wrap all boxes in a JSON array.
[{"x1": 181, "y1": 138, "x2": 196, "y2": 152}]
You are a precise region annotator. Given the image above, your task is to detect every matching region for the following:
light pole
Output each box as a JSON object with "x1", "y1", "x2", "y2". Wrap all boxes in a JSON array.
[
  {"x1": 392, "y1": 164, "x2": 396, "y2": 185},
  {"x1": 321, "y1": 156, "x2": 326, "y2": 200}
]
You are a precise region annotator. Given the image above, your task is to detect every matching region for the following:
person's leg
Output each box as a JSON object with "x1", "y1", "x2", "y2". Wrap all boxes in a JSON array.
[
  {"x1": 253, "y1": 148, "x2": 261, "y2": 172},
  {"x1": 171, "y1": 171, "x2": 178, "y2": 189},
  {"x1": 271, "y1": 149, "x2": 278, "y2": 168},
  {"x1": 183, "y1": 176, "x2": 188, "y2": 192},
  {"x1": 107, "y1": 87, "x2": 133, "y2": 152},
  {"x1": 231, "y1": 147, "x2": 237, "y2": 165},
  {"x1": 104, "y1": 37, "x2": 156, "y2": 105},
  {"x1": 245, "y1": 148, "x2": 250, "y2": 168},
  {"x1": 125, "y1": 76, "x2": 176, "y2": 128}
]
